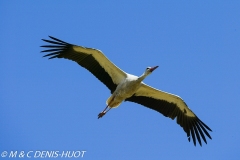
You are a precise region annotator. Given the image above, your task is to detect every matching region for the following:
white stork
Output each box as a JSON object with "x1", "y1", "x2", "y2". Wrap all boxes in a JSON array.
[{"x1": 41, "y1": 36, "x2": 212, "y2": 146}]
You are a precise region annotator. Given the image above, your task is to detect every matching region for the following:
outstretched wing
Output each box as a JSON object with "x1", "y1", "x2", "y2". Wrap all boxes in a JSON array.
[
  {"x1": 41, "y1": 36, "x2": 127, "y2": 93},
  {"x1": 126, "y1": 83, "x2": 212, "y2": 146}
]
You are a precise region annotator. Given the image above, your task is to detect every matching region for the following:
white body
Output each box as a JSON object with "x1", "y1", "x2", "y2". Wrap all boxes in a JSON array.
[{"x1": 107, "y1": 74, "x2": 142, "y2": 108}]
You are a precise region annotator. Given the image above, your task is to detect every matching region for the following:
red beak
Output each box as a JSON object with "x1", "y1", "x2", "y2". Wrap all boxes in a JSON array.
[{"x1": 150, "y1": 66, "x2": 159, "y2": 72}]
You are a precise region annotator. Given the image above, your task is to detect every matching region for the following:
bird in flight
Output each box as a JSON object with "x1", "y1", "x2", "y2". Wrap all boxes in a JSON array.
[{"x1": 41, "y1": 36, "x2": 212, "y2": 146}]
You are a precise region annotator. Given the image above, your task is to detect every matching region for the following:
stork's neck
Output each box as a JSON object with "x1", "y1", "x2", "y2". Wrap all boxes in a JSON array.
[{"x1": 138, "y1": 73, "x2": 148, "y2": 82}]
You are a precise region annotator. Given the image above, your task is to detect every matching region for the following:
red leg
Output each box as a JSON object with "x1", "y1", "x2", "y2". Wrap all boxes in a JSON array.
[
  {"x1": 98, "y1": 96, "x2": 114, "y2": 119},
  {"x1": 98, "y1": 105, "x2": 109, "y2": 119},
  {"x1": 98, "y1": 107, "x2": 112, "y2": 119}
]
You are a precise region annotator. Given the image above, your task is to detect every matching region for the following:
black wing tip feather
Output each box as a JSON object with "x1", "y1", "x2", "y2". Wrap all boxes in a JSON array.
[
  {"x1": 186, "y1": 116, "x2": 212, "y2": 146},
  {"x1": 48, "y1": 35, "x2": 70, "y2": 44},
  {"x1": 40, "y1": 36, "x2": 71, "y2": 59}
]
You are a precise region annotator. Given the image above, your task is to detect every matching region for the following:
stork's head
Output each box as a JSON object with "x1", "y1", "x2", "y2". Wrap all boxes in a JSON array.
[{"x1": 144, "y1": 66, "x2": 159, "y2": 76}]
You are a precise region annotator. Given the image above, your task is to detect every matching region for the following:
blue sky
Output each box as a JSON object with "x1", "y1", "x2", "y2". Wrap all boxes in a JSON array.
[{"x1": 1, "y1": 1, "x2": 240, "y2": 159}]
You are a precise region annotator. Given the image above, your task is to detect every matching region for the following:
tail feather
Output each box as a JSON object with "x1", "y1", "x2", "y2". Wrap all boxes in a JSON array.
[
  {"x1": 106, "y1": 96, "x2": 113, "y2": 105},
  {"x1": 106, "y1": 95, "x2": 121, "y2": 108}
]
